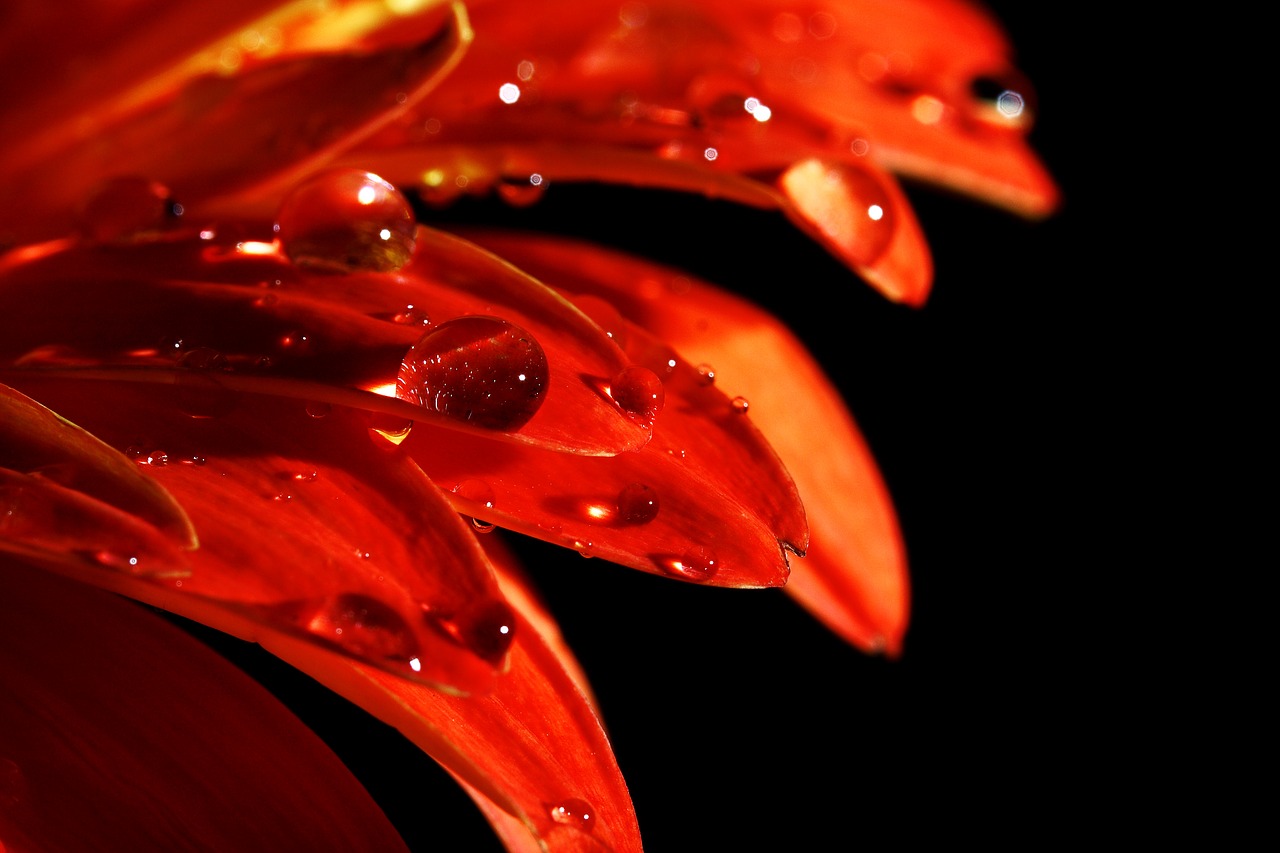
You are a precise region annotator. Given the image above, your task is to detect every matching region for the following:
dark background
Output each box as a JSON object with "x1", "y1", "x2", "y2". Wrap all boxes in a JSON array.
[{"x1": 190, "y1": 3, "x2": 1102, "y2": 848}]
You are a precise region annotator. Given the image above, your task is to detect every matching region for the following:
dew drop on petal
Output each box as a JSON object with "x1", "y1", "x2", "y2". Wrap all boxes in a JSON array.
[
  {"x1": 496, "y1": 173, "x2": 548, "y2": 207},
  {"x1": 452, "y1": 477, "x2": 496, "y2": 509},
  {"x1": 176, "y1": 347, "x2": 238, "y2": 419},
  {"x1": 696, "y1": 363, "x2": 716, "y2": 385},
  {"x1": 550, "y1": 798, "x2": 596, "y2": 834},
  {"x1": 145, "y1": 450, "x2": 168, "y2": 466},
  {"x1": 367, "y1": 412, "x2": 414, "y2": 447},
  {"x1": 397, "y1": 317, "x2": 549, "y2": 431},
  {"x1": 666, "y1": 546, "x2": 720, "y2": 582},
  {"x1": 730, "y1": 396, "x2": 750, "y2": 415},
  {"x1": 616, "y1": 483, "x2": 659, "y2": 525},
  {"x1": 278, "y1": 593, "x2": 419, "y2": 664},
  {"x1": 434, "y1": 598, "x2": 517, "y2": 664},
  {"x1": 78, "y1": 176, "x2": 179, "y2": 242},
  {"x1": 274, "y1": 168, "x2": 416, "y2": 273},
  {"x1": 305, "y1": 401, "x2": 332, "y2": 419},
  {"x1": 391, "y1": 305, "x2": 431, "y2": 327},
  {"x1": 610, "y1": 366, "x2": 664, "y2": 422}
]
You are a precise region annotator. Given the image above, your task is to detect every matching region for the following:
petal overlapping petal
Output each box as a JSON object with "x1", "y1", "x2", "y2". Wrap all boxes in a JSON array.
[
  {"x1": 460, "y1": 231, "x2": 907, "y2": 653},
  {"x1": 0, "y1": 559, "x2": 408, "y2": 851}
]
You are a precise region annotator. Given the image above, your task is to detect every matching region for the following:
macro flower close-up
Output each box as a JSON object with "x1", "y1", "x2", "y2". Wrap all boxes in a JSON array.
[{"x1": 1, "y1": 0, "x2": 1069, "y2": 849}]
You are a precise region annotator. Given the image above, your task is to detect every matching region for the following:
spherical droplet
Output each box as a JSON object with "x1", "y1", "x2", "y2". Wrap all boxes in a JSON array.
[
  {"x1": 274, "y1": 168, "x2": 416, "y2": 273},
  {"x1": 616, "y1": 482, "x2": 659, "y2": 525},
  {"x1": 667, "y1": 546, "x2": 719, "y2": 582},
  {"x1": 145, "y1": 450, "x2": 169, "y2": 466},
  {"x1": 397, "y1": 317, "x2": 549, "y2": 431},
  {"x1": 610, "y1": 366, "x2": 664, "y2": 422},
  {"x1": 435, "y1": 598, "x2": 517, "y2": 664},
  {"x1": 79, "y1": 176, "x2": 179, "y2": 242},
  {"x1": 392, "y1": 305, "x2": 431, "y2": 327},
  {"x1": 453, "y1": 478, "x2": 496, "y2": 532},
  {"x1": 550, "y1": 798, "x2": 596, "y2": 833},
  {"x1": 730, "y1": 396, "x2": 750, "y2": 415},
  {"x1": 695, "y1": 363, "x2": 716, "y2": 385}
]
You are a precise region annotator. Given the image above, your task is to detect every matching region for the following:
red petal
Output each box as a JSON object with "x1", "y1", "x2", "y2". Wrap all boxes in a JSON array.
[
  {"x1": 7, "y1": 376, "x2": 515, "y2": 694},
  {"x1": 461, "y1": 232, "x2": 908, "y2": 653},
  {"x1": 0, "y1": 558, "x2": 407, "y2": 851},
  {"x1": 0, "y1": 229, "x2": 647, "y2": 455},
  {"x1": 0, "y1": 0, "x2": 470, "y2": 245}
]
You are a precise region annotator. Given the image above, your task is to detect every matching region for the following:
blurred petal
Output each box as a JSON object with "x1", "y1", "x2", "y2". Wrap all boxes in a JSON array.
[
  {"x1": 0, "y1": 0, "x2": 471, "y2": 246},
  {"x1": 7, "y1": 377, "x2": 515, "y2": 695},
  {"x1": 0, "y1": 558, "x2": 407, "y2": 851},
  {"x1": 462, "y1": 232, "x2": 907, "y2": 653},
  {"x1": 0, "y1": 228, "x2": 648, "y2": 455}
]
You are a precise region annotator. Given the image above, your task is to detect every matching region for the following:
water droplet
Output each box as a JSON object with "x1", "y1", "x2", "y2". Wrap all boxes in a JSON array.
[
  {"x1": 305, "y1": 401, "x2": 332, "y2": 419},
  {"x1": 471, "y1": 517, "x2": 495, "y2": 533},
  {"x1": 279, "y1": 593, "x2": 419, "y2": 663},
  {"x1": 397, "y1": 317, "x2": 549, "y2": 431},
  {"x1": 79, "y1": 176, "x2": 179, "y2": 242},
  {"x1": 616, "y1": 483, "x2": 659, "y2": 525},
  {"x1": 274, "y1": 168, "x2": 416, "y2": 273},
  {"x1": 730, "y1": 396, "x2": 750, "y2": 415},
  {"x1": 391, "y1": 305, "x2": 431, "y2": 327},
  {"x1": 433, "y1": 598, "x2": 517, "y2": 664},
  {"x1": 550, "y1": 798, "x2": 596, "y2": 833},
  {"x1": 496, "y1": 173, "x2": 548, "y2": 207},
  {"x1": 610, "y1": 366, "x2": 664, "y2": 422},
  {"x1": 666, "y1": 546, "x2": 719, "y2": 582},
  {"x1": 145, "y1": 450, "x2": 169, "y2": 466},
  {"x1": 696, "y1": 364, "x2": 716, "y2": 385},
  {"x1": 452, "y1": 478, "x2": 496, "y2": 508},
  {"x1": 176, "y1": 347, "x2": 238, "y2": 418},
  {"x1": 367, "y1": 412, "x2": 414, "y2": 447},
  {"x1": 570, "y1": 294, "x2": 628, "y2": 348},
  {"x1": 290, "y1": 469, "x2": 318, "y2": 482}
]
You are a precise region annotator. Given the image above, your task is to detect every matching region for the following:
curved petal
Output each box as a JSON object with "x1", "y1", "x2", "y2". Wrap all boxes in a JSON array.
[
  {"x1": 0, "y1": 0, "x2": 471, "y2": 246},
  {"x1": 0, "y1": 558, "x2": 407, "y2": 851},
  {"x1": 460, "y1": 231, "x2": 907, "y2": 654},
  {"x1": 0, "y1": 228, "x2": 648, "y2": 455},
  {"x1": 251, "y1": 539, "x2": 643, "y2": 853},
  {"x1": 6, "y1": 376, "x2": 516, "y2": 695}
]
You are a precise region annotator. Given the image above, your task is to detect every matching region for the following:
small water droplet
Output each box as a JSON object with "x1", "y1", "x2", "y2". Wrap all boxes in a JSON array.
[
  {"x1": 496, "y1": 173, "x2": 548, "y2": 207},
  {"x1": 367, "y1": 412, "x2": 414, "y2": 447},
  {"x1": 290, "y1": 469, "x2": 318, "y2": 482},
  {"x1": 176, "y1": 348, "x2": 238, "y2": 418},
  {"x1": 433, "y1": 598, "x2": 517, "y2": 663},
  {"x1": 730, "y1": 396, "x2": 750, "y2": 415},
  {"x1": 305, "y1": 401, "x2": 332, "y2": 419},
  {"x1": 550, "y1": 798, "x2": 596, "y2": 833},
  {"x1": 279, "y1": 593, "x2": 419, "y2": 663},
  {"x1": 391, "y1": 305, "x2": 431, "y2": 327},
  {"x1": 574, "y1": 540, "x2": 595, "y2": 558},
  {"x1": 696, "y1": 364, "x2": 716, "y2": 385},
  {"x1": 145, "y1": 450, "x2": 169, "y2": 466},
  {"x1": 397, "y1": 317, "x2": 549, "y2": 431},
  {"x1": 616, "y1": 482, "x2": 659, "y2": 524},
  {"x1": 470, "y1": 517, "x2": 495, "y2": 533},
  {"x1": 275, "y1": 168, "x2": 416, "y2": 273},
  {"x1": 79, "y1": 176, "x2": 179, "y2": 242},
  {"x1": 665, "y1": 546, "x2": 719, "y2": 582},
  {"x1": 452, "y1": 478, "x2": 496, "y2": 508},
  {"x1": 91, "y1": 550, "x2": 143, "y2": 573},
  {"x1": 610, "y1": 366, "x2": 664, "y2": 422},
  {"x1": 182, "y1": 455, "x2": 207, "y2": 466}
]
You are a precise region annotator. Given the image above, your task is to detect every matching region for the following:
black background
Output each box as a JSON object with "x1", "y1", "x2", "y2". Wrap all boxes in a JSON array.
[{"x1": 188, "y1": 3, "x2": 1105, "y2": 848}]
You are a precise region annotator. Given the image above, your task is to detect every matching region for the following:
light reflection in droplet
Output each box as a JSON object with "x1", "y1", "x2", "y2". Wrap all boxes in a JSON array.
[
  {"x1": 704, "y1": 147, "x2": 718, "y2": 161},
  {"x1": 530, "y1": 173, "x2": 543, "y2": 186},
  {"x1": 499, "y1": 83, "x2": 520, "y2": 104},
  {"x1": 517, "y1": 60, "x2": 535, "y2": 80},
  {"x1": 911, "y1": 95, "x2": 946, "y2": 125},
  {"x1": 997, "y1": 90, "x2": 1025, "y2": 118},
  {"x1": 357, "y1": 185, "x2": 377, "y2": 205},
  {"x1": 867, "y1": 204, "x2": 884, "y2": 221}
]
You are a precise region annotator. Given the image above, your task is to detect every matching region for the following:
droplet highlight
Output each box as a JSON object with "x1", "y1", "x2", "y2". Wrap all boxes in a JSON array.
[
  {"x1": 666, "y1": 546, "x2": 719, "y2": 582},
  {"x1": 275, "y1": 168, "x2": 416, "y2": 273},
  {"x1": 397, "y1": 316, "x2": 549, "y2": 431},
  {"x1": 730, "y1": 396, "x2": 750, "y2": 415},
  {"x1": 434, "y1": 598, "x2": 517, "y2": 664}
]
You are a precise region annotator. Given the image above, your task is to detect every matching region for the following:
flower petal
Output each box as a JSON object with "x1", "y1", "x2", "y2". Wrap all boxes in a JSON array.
[
  {"x1": 0, "y1": 558, "x2": 407, "y2": 851},
  {"x1": 459, "y1": 231, "x2": 907, "y2": 653},
  {"x1": 0, "y1": 229, "x2": 648, "y2": 455},
  {"x1": 0, "y1": 0, "x2": 471, "y2": 246},
  {"x1": 249, "y1": 534, "x2": 642, "y2": 853},
  {"x1": 6, "y1": 376, "x2": 516, "y2": 695}
]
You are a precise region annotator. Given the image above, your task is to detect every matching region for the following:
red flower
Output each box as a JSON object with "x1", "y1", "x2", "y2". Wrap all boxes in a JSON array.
[{"x1": 0, "y1": 1, "x2": 1056, "y2": 849}]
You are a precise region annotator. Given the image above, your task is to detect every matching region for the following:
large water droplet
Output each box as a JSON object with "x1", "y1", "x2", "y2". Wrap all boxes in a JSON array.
[
  {"x1": 616, "y1": 482, "x2": 659, "y2": 524},
  {"x1": 432, "y1": 598, "x2": 517, "y2": 664},
  {"x1": 730, "y1": 396, "x2": 750, "y2": 415},
  {"x1": 397, "y1": 317, "x2": 549, "y2": 431},
  {"x1": 278, "y1": 593, "x2": 419, "y2": 663},
  {"x1": 666, "y1": 546, "x2": 719, "y2": 582},
  {"x1": 274, "y1": 168, "x2": 416, "y2": 273},
  {"x1": 610, "y1": 366, "x2": 664, "y2": 422},
  {"x1": 78, "y1": 176, "x2": 180, "y2": 242},
  {"x1": 550, "y1": 798, "x2": 596, "y2": 833}
]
